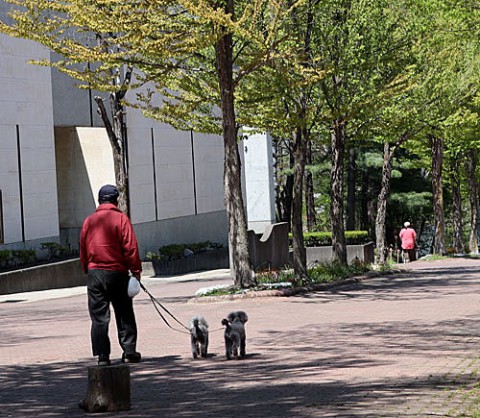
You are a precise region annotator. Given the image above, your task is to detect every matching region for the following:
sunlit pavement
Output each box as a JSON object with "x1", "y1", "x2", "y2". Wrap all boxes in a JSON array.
[{"x1": 1, "y1": 259, "x2": 480, "y2": 417}]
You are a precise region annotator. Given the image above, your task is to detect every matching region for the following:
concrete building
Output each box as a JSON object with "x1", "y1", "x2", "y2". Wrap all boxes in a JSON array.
[
  {"x1": 0, "y1": 1, "x2": 278, "y2": 261},
  {"x1": 0, "y1": 31, "x2": 229, "y2": 259}
]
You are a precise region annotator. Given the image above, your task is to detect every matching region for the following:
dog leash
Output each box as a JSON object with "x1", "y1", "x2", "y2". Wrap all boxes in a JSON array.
[{"x1": 139, "y1": 282, "x2": 190, "y2": 335}]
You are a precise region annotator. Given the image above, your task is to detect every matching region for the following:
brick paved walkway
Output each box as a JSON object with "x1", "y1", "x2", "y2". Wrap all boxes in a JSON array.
[{"x1": 1, "y1": 258, "x2": 480, "y2": 417}]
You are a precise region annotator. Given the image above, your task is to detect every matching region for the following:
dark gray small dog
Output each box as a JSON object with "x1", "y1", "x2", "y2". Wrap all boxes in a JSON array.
[
  {"x1": 221, "y1": 311, "x2": 248, "y2": 360},
  {"x1": 189, "y1": 316, "x2": 209, "y2": 359}
]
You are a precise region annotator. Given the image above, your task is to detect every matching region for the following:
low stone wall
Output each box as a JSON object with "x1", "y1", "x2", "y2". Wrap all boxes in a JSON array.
[
  {"x1": 0, "y1": 258, "x2": 85, "y2": 295},
  {"x1": 147, "y1": 248, "x2": 229, "y2": 276},
  {"x1": 304, "y1": 242, "x2": 375, "y2": 266}
]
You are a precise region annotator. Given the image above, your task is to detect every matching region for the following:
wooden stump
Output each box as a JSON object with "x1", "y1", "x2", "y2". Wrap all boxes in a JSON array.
[{"x1": 79, "y1": 365, "x2": 131, "y2": 413}]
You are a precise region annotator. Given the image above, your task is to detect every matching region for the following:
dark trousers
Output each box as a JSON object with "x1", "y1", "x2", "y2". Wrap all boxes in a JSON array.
[
  {"x1": 87, "y1": 269, "x2": 137, "y2": 357},
  {"x1": 402, "y1": 248, "x2": 416, "y2": 263}
]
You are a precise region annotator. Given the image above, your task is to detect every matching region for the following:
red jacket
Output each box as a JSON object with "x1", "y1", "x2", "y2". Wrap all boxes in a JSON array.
[{"x1": 80, "y1": 203, "x2": 142, "y2": 277}]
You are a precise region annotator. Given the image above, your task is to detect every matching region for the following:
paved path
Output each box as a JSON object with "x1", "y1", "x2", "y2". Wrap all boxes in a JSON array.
[{"x1": 1, "y1": 258, "x2": 480, "y2": 417}]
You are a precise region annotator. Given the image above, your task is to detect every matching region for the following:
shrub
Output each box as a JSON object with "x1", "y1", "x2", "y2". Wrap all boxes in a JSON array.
[
  {"x1": 289, "y1": 230, "x2": 370, "y2": 247},
  {"x1": 41, "y1": 242, "x2": 67, "y2": 260},
  {"x1": 0, "y1": 249, "x2": 11, "y2": 268},
  {"x1": 307, "y1": 259, "x2": 370, "y2": 284},
  {"x1": 11, "y1": 249, "x2": 36, "y2": 266},
  {"x1": 152, "y1": 241, "x2": 224, "y2": 261},
  {"x1": 256, "y1": 268, "x2": 296, "y2": 285},
  {"x1": 145, "y1": 251, "x2": 160, "y2": 261},
  {"x1": 158, "y1": 244, "x2": 186, "y2": 261}
]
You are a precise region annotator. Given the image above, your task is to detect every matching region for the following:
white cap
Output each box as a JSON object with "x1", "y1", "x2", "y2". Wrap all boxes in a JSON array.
[{"x1": 404, "y1": 222, "x2": 410, "y2": 227}]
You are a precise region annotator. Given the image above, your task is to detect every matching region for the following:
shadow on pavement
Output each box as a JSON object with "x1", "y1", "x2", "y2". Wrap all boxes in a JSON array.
[
  {"x1": 1, "y1": 314, "x2": 479, "y2": 418},
  {"x1": 295, "y1": 266, "x2": 480, "y2": 304}
]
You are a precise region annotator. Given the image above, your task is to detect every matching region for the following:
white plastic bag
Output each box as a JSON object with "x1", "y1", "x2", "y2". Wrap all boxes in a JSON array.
[{"x1": 128, "y1": 276, "x2": 141, "y2": 298}]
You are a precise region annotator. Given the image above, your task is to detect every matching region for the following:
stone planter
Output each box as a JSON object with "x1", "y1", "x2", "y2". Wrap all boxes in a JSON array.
[
  {"x1": 303, "y1": 242, "x2": 375, "y2": 266},
  {"x1": 146, "y1": 247, "x2": 229, "y2": 276}
]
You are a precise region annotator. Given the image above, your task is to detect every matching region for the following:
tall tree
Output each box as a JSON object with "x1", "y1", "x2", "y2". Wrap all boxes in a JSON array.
[
  {"x1": 314, "y1": 0, "x2": 410, "y2": 264},
  {"x1": 1, "y1": 0, "x2": 303, "y2": 287}
]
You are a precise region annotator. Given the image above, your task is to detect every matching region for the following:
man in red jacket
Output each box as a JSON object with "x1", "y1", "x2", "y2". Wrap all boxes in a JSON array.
[{"x1": 80, "y1": 184, "x2": 142, "y2": 366}]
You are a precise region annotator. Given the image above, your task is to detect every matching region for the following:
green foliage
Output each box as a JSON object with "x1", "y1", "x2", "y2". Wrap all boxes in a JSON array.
[
  {"x1": 145, "y1": 251, "x2": 160, "y2": 261},
  {"x1": 11, "y1": 249, "x2": 36, "y2": 266},
  {"x1": 196, "y1": 260, "x2": 372, "y2": 296},
  {"x1": 3, "y1": 0, "x2": 480, "y2": 259},
  {"x1": 256, "y1": 269, "x2": 296, "y2": 285},
  {"x1": 419, "y1": 254, "x2": 449, "y2": 262},
  {"x1": 307, "y1": 260, "x2": 370, "y2": 285},
  {"x1": 40, "y1": 242, "x2": 67, "y2": 260},
  {"x1": 148, "y1": 241, "x2": 223, "y2": 262},
  {"x1": 158, "y1": 244, "x2": 187, "y2": 261},
  {"x1": 0, "y1": 250, "x2": 11, "y2": 268},
  {"x1": 289, "y1": 231, "x2": 370, "y2": 247}
]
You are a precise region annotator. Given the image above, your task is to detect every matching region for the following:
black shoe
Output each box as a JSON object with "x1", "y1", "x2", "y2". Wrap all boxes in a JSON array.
[
  {"x1": 98, "y1": 354, "x2": 111, "y2": 366},
  {"x1": 121, "y1": 352, "x2": 141, "y2": 363}
]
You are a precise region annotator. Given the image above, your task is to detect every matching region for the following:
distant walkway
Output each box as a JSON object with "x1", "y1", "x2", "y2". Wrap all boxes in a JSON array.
[{"x1": 1, "y1": 259, "x2": 480, "y2": 417}]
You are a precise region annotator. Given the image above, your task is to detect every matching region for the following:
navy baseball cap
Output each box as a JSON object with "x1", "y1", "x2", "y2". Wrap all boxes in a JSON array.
[{"x1": 98, "y1": 184, "x2": 119, "y2": 201}]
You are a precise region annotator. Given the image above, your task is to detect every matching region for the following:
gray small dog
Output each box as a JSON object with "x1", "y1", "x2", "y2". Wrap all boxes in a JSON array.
[
  {"x1": 222, "y1": 311, "x2": 248, "y2": 360},
  {"x1": 189, "y1": 316, "x2": 209, "y2": 359}
]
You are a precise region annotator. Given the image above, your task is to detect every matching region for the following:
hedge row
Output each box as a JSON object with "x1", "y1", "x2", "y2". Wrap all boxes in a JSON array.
[{"x1": 289, "y1": 231, "x2": 370, "y2": 247}]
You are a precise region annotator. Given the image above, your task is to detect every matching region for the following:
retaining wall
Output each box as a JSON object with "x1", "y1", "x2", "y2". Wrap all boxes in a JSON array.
[
  {"x1": 147, "y1": 248, "x2": 229, "y2": 276},
  {"x1": 0, "y1": 258, "x2": 85, "y2": 295},
  {"x1": 304, "y1": 242, "x2": 375, "y2": 266}
]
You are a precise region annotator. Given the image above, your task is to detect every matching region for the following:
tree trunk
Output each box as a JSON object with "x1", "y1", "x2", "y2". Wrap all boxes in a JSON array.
[
  {"x1": 79, "y1": 365, "x2": 130, "y2": 413},
  {"x1": 215, "y1": 2, "x2": 255, "y2": 288},
  {"x1": 291, "y1": 127, "x2": 308, "y2": 278},
  {"x1": 346, "y1": 146, "x2": 356, "y2": 231},
  {"x1": 375, "y1": 142, "x2": 394, "y2": 265},
  {"x1": 466, "y1": 149, "x2": 479, "y2": 254},
  {"x1": 360, "y1": 172, "x2": 369, "y2": 231},
  {"x1": 94, "y1": 95, "x2": 130, "y2": 216},
  {"x1": 330, "y1": 120, "x2": 347, "y2": 264},
  {"x1": 450, "y1": 155, "x2": 465, "y2": 254},
  {"x1": 429, "y1": 135, "x2": 446, "y2": 255},
  {"x1": 305, "y1": 139, "x2": 316, "y2": 231},
  {"x1": 284, "y1": 154, "x2": 295, "y2": 231}
]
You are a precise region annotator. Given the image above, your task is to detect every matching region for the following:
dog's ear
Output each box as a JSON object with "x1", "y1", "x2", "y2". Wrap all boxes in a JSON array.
[{"x1": 221, "y1": 318, "x2": 229, "y2": 326}]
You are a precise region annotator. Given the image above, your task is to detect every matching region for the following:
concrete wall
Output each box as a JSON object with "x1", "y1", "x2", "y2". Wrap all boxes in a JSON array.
[
  {"x1": 242, "y1": 131, "x2": 276, "y2": 233},
  {"x1": 0, "y1": 258, "x2": 85, "y2": 295},
  {"x1": 133, "y1": 210, "x2": 228, "y2": 258},
  {"x1": 0, "y1": 34, "x2": 60, "y2": 250},
  {"x1": 55, "y1": 127, "x2": 115, "y2": 229},
  {"x1": 304, "y1": 242, "x2": 375, "y2": 266},
  {"x1": 0, "y1": 28, "x2": 227, "y2": 257},
  {"x1": 54, "y1": 93, "x2": 227, "y2": 254},
  {"x1": 126, "y1": 98, "x2": 225, "y2": 224}
]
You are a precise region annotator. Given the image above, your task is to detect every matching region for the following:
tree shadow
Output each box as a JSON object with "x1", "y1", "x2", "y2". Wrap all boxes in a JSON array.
[
  {"x1": 296, "y1": 266, "x2": 480, "y2": 304},
  {"x1": 2, "y1": 312, "x2": 479, "y2": 417}
]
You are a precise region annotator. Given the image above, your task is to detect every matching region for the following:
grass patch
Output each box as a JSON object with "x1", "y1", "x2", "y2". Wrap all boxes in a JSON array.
[
  {"x1": 196, "y1": 260, "x2": 372, "y2": 297},
  {"x1": 419, "y1": 254, "x2": 449, "y2": 262},
  {"x1": 306, "y1": 260, "x2": 370, "y2": 285}
]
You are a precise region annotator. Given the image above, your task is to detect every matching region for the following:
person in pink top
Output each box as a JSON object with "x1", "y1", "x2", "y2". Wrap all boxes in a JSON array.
[{"x1": 399, "y1": 221, "x2": 417, "y2": 263}]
